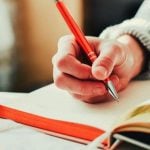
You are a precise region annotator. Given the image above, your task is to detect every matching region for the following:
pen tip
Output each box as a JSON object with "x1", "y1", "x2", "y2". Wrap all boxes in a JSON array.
[
  {"x1": 111, "y1": 91, "x2": 119, "y2": 101},
  {"x1": 107, "y1": 81, "x2": 119, "y2": 101}
]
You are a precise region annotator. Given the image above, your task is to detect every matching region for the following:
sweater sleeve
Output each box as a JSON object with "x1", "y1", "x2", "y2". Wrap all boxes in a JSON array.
[
  {"x1": 135, "y1": 0, "x2": 150, "y2": 21},
  {"x1": 99, "y1": 0, "x2": 150, "y2": 80}
]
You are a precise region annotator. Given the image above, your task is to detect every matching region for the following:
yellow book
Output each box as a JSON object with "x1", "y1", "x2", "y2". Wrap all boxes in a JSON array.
[{"x1": 108, "y1": 100, "x2": 150, "y2": 149}]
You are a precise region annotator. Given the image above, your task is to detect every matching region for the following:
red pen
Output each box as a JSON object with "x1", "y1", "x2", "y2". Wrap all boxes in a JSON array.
[{"x1": 55, "y1": 0, "x2": 118, "y2": 100}]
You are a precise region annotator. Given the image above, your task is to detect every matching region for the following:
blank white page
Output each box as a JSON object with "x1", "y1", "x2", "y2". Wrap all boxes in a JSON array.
[{"x1": 2, "y1": 81, "x2": 150, "y2": 131}]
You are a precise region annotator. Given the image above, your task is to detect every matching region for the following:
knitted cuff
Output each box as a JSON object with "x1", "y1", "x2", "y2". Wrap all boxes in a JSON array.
[{"x1": 99, "y1": 18, "x2": 150, "y2": 51}]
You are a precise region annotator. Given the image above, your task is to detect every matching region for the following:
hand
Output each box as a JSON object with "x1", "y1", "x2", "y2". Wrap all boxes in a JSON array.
[{"x1": 52, "y1": 35, "x2": 144, "y2": 103}]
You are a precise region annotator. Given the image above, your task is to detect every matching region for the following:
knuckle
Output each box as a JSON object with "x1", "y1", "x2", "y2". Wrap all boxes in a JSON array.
[
  {"x1": 54, "y1": 73, "x2": 65, "y2": 89},
  {"x1": 119, "y1": 79, "x2": 129, "y2": 90},
  {"x1": 52, "y1": 54, "x2": 58, "y2": 65},
  {"x1": 55, "y1": 57, "x2": 65, "y2": 70},
  {"x1": 110, "y1": 43, "x2": 126, "y2": 63},
  {"x1": 52, "y1": 53, "x2": 66, "y2": 71},
  {"x1": 110, "y1": 43, "x2": 121, "y2": 54},
  {"x1": 58, "y1": 35, "x2": 73, "y2": 46},
  {"x1": 77, "y1": 84, "x2": 96, "y2": 96},
  {"x1": 102, "y1": 41, "x2": 122, "y2": 55}
]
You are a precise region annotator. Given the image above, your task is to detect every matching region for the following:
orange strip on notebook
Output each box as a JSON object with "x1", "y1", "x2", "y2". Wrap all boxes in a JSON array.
[{"x1": 0, "y1": 105, "x2": 105, "y2": 142}]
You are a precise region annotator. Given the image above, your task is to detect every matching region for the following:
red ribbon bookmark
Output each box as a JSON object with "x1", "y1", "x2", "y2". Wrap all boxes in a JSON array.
[{"x1": 0, "y1": 105, "x2": 105, "y2": 142}]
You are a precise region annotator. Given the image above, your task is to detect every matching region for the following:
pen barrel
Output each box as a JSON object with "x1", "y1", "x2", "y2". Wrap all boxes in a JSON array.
[{"x1": 56, "y1": 1, "x2": 97, "y2": 63}]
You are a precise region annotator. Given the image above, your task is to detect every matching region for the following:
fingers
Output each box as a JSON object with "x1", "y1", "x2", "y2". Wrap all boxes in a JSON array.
[
  {"x1": 70, "y1": 93, "x2": 110, "y2": 103},
  {"x1": 53, "y1": 66, "x2": 120, "y2": 103},
  {"x1": 70, "y1": 74, "x2": 120, "y2": 103},
  {"x1": 53, "y1": 52, "x2": 93, "y2": 79},
  {"x1": 52, "y1": 35, "x2": 90, "y2": 79},
  {"x1": 53, "y1": 66, "x2": 107, "y2": 103},
  {"x1": 92, "y1": 41, "x2": 126, "y2": 80},
  {"x1": 52, "y1": 35, "x2": 102, "y2": 79},
  {"x1": 54, "y1": 71, "x2": 107, "y2": 96}
]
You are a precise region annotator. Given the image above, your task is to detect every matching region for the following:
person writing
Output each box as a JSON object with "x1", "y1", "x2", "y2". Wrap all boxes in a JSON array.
[{"x1": 52, "y1": 0, "x2": 150, "y2": 103}]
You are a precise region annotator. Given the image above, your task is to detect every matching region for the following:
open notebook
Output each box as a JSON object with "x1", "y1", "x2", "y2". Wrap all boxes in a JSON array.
[{"x1": 0, "y1": 81, "x2": 150, "y2": 149}]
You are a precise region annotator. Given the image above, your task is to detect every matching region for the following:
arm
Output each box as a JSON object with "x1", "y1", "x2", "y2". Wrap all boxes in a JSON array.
[
  {"x1": 100, "y1": 0, "x2": 150, "y2": 79},
  {"x1": 52, "y1": 0, "x2": 150, "y2": 103}
]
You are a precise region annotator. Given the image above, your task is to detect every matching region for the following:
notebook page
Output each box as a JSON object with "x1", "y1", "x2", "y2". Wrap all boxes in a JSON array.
[{"x1": 2, "y1": 81, "x2": 150, "y2": 131}]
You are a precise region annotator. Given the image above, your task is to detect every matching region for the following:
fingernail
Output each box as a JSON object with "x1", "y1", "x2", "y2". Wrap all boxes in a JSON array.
[{"x1": 94, "y1": 66, "x2": 108, "y2": 79}]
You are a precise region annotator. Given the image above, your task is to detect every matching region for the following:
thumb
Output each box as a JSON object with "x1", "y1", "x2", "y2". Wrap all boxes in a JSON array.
[{"x1": 92, "y1": 42, "x2": 124, "y2": 80}]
